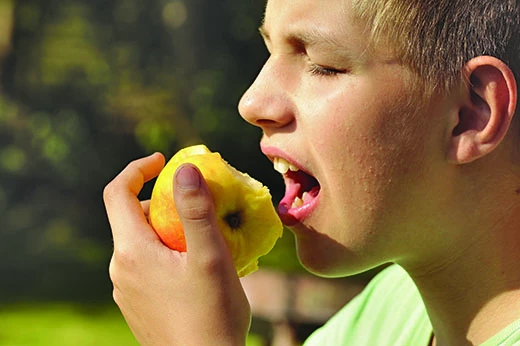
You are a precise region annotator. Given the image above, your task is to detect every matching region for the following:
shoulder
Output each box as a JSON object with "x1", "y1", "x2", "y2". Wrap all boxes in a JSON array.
[{"x1": 304, "y1": 264, "x2": 432, "y2": 346}]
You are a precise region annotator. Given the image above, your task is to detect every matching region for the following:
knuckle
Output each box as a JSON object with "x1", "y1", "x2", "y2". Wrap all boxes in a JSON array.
[
  {"x1": 175, "y1": 181, "x2": 216, "y2": 220},
  {"x1": 196, "y1": 251, "x2": 227, "y2": 274},
  {"x1": 103, "y1": 181, "x2": 117, "y2": 204},
  {"x1": 179, "y1": 199, "x2": 214, "y2": 222},
  {"x1": 124, "y1": 159, "x2": 141, "y2": 173},
  {"x1": 112, "y1": 287, "x2": 123, "y2": 307},
  {"x1": 103, "y1": 177, "x2": 127, "y2": 206},
  {"x1": 103, "y1": 158, "x2": 145, "y2": 203},
  {"x1": 181, "y1": 203, "x2": 212, "y2": 221},
  {"x1": 111, "y1": 246, "x2": 138, "y2": 272},
  {"x1": 108, "y1": 256, "x2": 119, "y2": 282}
]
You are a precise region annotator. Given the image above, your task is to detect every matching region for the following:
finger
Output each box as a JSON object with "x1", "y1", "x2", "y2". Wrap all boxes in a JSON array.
[
  {"x1": 141, "y1": 200, "x2": 151, "y2": 217},
  {"x1": 173, "y1": 164, "x2": 229, "y2": 262},
  {"x1": 104, "y1": 152, "x2": 165, "y2": 245}
]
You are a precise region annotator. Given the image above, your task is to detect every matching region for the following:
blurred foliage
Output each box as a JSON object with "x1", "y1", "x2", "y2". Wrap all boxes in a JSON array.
[
  {"x1": 0, "y1": 303, "x2": 139, "y2": 345},
  {"x1": 0, "y1": 0, "x2": 304, "y2": 304}
]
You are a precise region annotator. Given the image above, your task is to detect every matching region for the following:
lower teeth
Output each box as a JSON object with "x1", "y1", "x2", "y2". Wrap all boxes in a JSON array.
[
  {"x1": 292, "y1": 197, "x2": 303, "y2": 208},
  {"x1": 291, "y1": 191, "x2": 310, "y2": 208}
]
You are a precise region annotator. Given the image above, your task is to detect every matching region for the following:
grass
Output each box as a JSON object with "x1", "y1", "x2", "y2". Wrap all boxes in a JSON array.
[
  {"x1": 0, "y1": 303, "x2": 264, "y2": 346},
  {"x1": 0, "y1": 303, "x2": 139, "y2": 346}
]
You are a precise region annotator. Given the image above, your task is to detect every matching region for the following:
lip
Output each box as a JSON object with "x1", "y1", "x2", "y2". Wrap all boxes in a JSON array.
[
  {"x1": 261, "y1": 144, "x2": 321, "y2": 226},
  {"x1": 260, "y1": 145, "x2": 308, "y2": 174}
]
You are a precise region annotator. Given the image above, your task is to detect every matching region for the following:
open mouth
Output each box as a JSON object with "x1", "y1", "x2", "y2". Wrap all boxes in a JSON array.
[{"x1": 273, "y1": 157, "x2": 321, "y2": 225}]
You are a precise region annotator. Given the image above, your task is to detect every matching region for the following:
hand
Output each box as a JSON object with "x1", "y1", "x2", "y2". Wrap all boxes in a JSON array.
[{"x1": 103, "y1": 153, "x2": 251, "y2": 346}]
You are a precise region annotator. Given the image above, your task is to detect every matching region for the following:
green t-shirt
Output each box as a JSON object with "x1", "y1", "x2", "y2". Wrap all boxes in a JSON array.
[{"x1": 303, "y1": 265, "x2": 520, "y2": 346}]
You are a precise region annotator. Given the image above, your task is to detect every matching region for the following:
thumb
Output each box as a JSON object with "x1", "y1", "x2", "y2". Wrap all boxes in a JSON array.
[{"x1": 173, "y1": 164, "x2": 228, "y2": 259}]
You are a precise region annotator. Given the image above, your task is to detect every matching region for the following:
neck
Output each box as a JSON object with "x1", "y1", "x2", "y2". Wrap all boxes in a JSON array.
[{"x1": 405, "y1": 199, "x2": 520, "y2": 346}]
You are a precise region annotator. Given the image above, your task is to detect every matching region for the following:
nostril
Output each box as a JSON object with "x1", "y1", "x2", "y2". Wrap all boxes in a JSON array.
[{"x1": 255, "y1": 119, "x2": 283, "y2": 127}]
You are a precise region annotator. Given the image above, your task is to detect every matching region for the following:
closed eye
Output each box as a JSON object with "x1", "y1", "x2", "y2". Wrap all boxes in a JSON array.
[{"x1": 308, "y1": 63, "x2": 345, "y2": 77}]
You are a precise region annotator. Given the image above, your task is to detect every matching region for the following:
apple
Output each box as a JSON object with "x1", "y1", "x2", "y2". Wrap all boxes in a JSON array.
[{"x1": 149, "y1": 144, "x2": 283, "y2": 277}]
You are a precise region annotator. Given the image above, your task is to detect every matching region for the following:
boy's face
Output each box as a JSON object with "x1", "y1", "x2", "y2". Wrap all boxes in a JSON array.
[{"x1": 239, "y1": 0, "x2": 449, "y2": 276}]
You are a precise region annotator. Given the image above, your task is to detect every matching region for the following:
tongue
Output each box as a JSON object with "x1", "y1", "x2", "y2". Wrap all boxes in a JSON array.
[
  {"x1": 278, "y1": 171, "x2": 320, "y2": 225},
  {"x1": 286, "y1": 170, "x2": 318, "y2": 192}
]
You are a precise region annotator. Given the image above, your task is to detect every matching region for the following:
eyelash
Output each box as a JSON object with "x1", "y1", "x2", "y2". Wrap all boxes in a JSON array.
[{"x1": 308, "y1": 63, "x2": 343, "y2": 77}]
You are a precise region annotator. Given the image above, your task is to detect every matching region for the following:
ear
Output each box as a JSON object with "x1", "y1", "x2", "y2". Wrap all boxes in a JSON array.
[{"x1": 447, "y1": 56, "x2": 517, "y2": 164}]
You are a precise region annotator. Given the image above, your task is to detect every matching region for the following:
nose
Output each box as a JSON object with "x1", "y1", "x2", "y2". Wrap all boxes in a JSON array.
[{"x1": 238, "y1": 57, "x2": 295, "y2": 130}]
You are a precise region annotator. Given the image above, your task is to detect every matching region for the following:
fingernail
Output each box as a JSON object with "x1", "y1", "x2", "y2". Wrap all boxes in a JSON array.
[{"x1": 175, "y1": 164, "x2": 200, "y2": 190}]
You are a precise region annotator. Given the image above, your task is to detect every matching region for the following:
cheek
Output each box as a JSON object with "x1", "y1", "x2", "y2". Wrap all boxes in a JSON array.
[{"x1": 317, "y1": 83, "x2": 431, "y2": 225}]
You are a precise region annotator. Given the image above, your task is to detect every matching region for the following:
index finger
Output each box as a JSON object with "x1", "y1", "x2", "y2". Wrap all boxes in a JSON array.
[{"x1": 104, "y1": 152, "x2": 165, "y2": 245}]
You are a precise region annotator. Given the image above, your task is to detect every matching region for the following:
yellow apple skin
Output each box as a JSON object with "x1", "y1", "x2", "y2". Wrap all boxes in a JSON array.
[{"x1": 149, "y1": 145, "x2": 283, "y2": 277}]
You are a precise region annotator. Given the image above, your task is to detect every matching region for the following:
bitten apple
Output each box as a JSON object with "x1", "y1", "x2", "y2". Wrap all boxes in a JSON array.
[{"x1": 149, "y1": 144, "x2": 283, "y2": 277}]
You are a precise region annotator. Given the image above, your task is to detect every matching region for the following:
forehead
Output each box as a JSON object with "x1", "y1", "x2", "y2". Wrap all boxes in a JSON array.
[
  {"x1": 263, "y1": 0, "x2": 405, "y2": 68},
  {"x1": 264, "y1": 0, "x2": 351, "y2": 34},
  {"x1": 262, "y1": 0, "x2": 376, "y2": 58}
]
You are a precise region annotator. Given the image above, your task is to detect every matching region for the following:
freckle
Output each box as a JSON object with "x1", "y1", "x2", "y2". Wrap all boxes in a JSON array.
[{"x1": 516, "y1": 188, "x2": 520, "y2": 195}]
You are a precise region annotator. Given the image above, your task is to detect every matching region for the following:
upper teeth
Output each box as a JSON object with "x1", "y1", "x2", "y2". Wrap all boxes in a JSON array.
[{"x1": 273, "y1": 157, "x2": 299, "y2": 174}]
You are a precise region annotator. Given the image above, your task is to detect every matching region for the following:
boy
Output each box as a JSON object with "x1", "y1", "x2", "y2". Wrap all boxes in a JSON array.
[{"x1": 104, "y1": 0, "x2": 520, "y2": 345}]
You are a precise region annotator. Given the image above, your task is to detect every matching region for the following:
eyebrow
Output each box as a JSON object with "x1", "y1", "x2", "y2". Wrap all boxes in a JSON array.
[
  {"x1": 258, "y1": 24, "x2": 268, "y2": 40},
  {"x1": 258, "y1": 24, "x2": 347, "y2": 52}
]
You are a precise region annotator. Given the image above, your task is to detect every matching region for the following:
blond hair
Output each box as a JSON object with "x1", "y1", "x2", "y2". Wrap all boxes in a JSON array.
[{"x1": 352, "y1": 0, "x2": 520, "y2": 98}]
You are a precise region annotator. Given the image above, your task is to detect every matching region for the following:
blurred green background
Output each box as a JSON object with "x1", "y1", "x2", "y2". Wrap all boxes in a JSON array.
[{"x1": 0, "y1": 0, "x2": 314, "y2": 344}]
